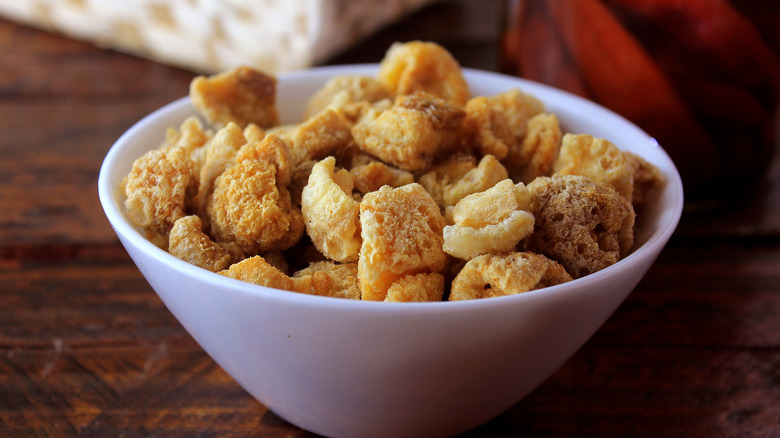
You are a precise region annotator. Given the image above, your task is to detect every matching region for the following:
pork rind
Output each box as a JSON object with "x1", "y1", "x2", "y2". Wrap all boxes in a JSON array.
[
  {"x1": 294, "y1": 261, "x2": 361, "y2": 300},
  {"x1": 449, "y1": 252, "x2": 572, "y2": 301},
  {"x1": 625, "y1": 151, "x2": 666, "y2": 215},
  {"x1": 385, "y1": 272, "x2": 445, "y2": 303},
  {"x1": 301, "y1": 157, "x2": 362, "y2": 262},
  {"x1": 377, "y1": 40, "x2": 470, "y2": 107},
  {"x1": 282, "y1": 108, "x2": 353, "y2": 165},
  {"x1": 553, "y1": 134, "x2": 635, "y2": 203},
  {"x1": 236, "y1": 133, "x2": 294, "y2": 187},
  {"x1": 207, "y1": 159, "x2": 304, "y2": 256},
  {"x1": 168, "y1": 215, "x2": 244, "y2": 272},
  {"x1": 195, "y1": 123, "x2": 247, "y2": 217},
  {"x1": 358, "y1": 184, "x2": 447, "y2": 301},
  {"x1": 190, "y1": 66, "x2": 280, "y2": 129},
  {"x1": 163, "y1": 116, "x2": 213, "y2": 159},
  {"x1": 488, "y1": 88, "x2": 545, "y2": 139},
  {"x1": 303, "y1": 75, "x2": 393, "y2": 122},
  {"x1": 219, "y1": 255, "x2": 314, "y2": 293},
  {"x1": 420, "y1": 154, "x2": 510, "y2": 211},
  {"x1": 527, "y1": 175, "x2": 635, "y2": 278},
  {"x1": 443, "y1": 179, "x2": 535, "y2": 260},
  {"x1": 461, "y1": 96, "x2": 516, "y2": 160},
  {"x1": 349, "y1": 160, "x2": 414, "y2": 195},
  {"x1": 123, "y1": 143, "x2": 197, "y2": 242},
  {"x1": 352, "y1": 92, "x2": 465, "y2": 171},
  {"x1": 504, "y1": 113, "x2": 562, "y2": 184}
]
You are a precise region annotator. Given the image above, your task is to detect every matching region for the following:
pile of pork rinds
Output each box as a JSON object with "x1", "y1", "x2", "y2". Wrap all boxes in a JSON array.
[{"x1": 122, "y1": 41, "x2": 665, "y2": 302}]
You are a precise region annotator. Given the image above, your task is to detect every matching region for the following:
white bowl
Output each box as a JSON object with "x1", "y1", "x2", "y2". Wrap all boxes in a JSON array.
[{"x1": 98, "y1": 65, "x2": 683, "y2": 438}]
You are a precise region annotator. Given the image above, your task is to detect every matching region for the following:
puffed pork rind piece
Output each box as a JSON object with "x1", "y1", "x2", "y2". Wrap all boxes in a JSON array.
[
  {"x1": 385, "y1": 272, "x2": 445, "y2": 303},
  {"x1": 195, "y1": 122, "x2": 248, "y2": 218},
  {"x1": 219, "y1": 255, "x2": 313, "y2": 294},
  {"x1": 123, "y1": 143, "x2": 197, "y2": 242},
  {"x1": 282, "y1": 108, "x2": 354, "y2": 166},
  {"x1": 527, "y1": 175, "x2": 635, "y2": 279},
  {"x1": 168, "y1": 215, "x2": 244, "y2": 272},
  {"x1": 461, "y1": 96, "x2": 516, "y2": 160},
  {"x1": 420, "y1": 153, "x2": 509, "y2": 211},
  {"x1": 294, "y1": 261, "x2": 361, "y2": 300},
  {"x1": 349, "y1": 160, "x2": 415, "y2": 195},
  {"x1": 625, "y1": 151, "x2": 665, "y2": 215},
  {"x1": 207, "y1": 159, "x2": 304, "y2": 256},
  {"x1": 449, "y1": 252, "x2": 572, "y2": 301},
  {"x1": 190, "y1": 66, "x2": 280, "y2": 129},
  {"x1": 358, "y1": 183, "x2": 447, "y2": 301},
  {"x1": 303, "y1": 75, "x2": 393, "y2": 122},
  {"x1": 553, "y1": 133, "x2": 635, "y2": 203},
  {"x1": 352, "y1": 92, "x2": 465, "y2": 171},
  {"x1": 488, "y1": 88, "x2": 545, "y2": 139},
  {"x1": 301, "y1": 157, "x2": 362, "y2": 263},
  {"x1": 443, "y1": 179, "x2": 535, "y2": 260},
  {"x1": 377, "y1": 40, "x2": 470, "y2": 107},
  {"x1": 504, "y1": 113, "x2": 562, "y2": 184}
]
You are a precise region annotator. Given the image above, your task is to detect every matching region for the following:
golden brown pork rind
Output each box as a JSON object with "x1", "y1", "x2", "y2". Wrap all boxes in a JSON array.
[
  {"x1": 504, "y1": 113, "x2": 562, "y2": 184},
  {"x1": 377, "y1": 40, "x2": 470, "y2": 107},
  {"x1": 527, "y1": 175, "x2": 635, "y2": 278},
  {"x1": 349, "y1": 160, "x2": 414, "y2": 195},
  {"x1": 190, "y1": 66, "x2": 280, "y2": 129},
  {"x1": 358, "y1": 184, "x2": 447, "y2": 301},
  {"x1": 419, "y1": 154, "x2": 509, "y2": 211},
  {"x1": 294, "y1": 261, "x2": 361, "y2": 300},
  {"x1": 219, "y1": 255, "x2": 313, "y2": 293},
  {"x1": 301, "y1": 157, "x2": 362, "y2": 262},
  {"x1": 461, "y1": 96, "x2": 516, "y2": 160},
  {"x1": 123, "y1": 143, "x2": 197, "y2": 243},
  {"x1": 303, "y1": 75, "x2": 393, "y2": 122},
  {"x1": 553, "y1": 134, "x2": 635, "y2": 203},
  {"x1": 488, "y1": 88, "x2": 545, "y2": 139},
  {"x1": 449, "y1": 252, "x2": 572, "y2": 300},
  {"x1": 168, "y1": 215, "x2": 244, "y2": 272},
  {"x1": 207, "y1": 159, "x2": 304, "y2": 256},
  {"x1": 443, "y1": 179, "x2": 535, "y2": 260},
  {"x1": 235, "y1": 133, "x2": 294, "y2": 187},
  {"x1": 625, "y1": 151, "x2": 665, "y2": 215},
  {"x1": 281, "y1": 108, "x2": 353, "y2": 165},
  {"x1": 385, "y1": 272, "x2": 445, "y2": 302},
  {"x1": 195, "y1": 122, "x2": 247, "y2": 218},
  {"x1": 352, "y1": 92, "x2": 465, "y2": 171}
]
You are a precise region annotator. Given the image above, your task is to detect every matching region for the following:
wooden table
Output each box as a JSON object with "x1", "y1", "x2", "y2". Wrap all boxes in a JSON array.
[{"x1": 2, "y1": 1, "x2": 779, "y2": 436}]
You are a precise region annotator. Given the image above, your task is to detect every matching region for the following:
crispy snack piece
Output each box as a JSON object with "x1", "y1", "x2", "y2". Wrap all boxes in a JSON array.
[
  {"x1": 207, "y1": 159, "x2": 304, "y2": 256},
  {"x1": 450, "y1": 252, "x2": 572, "y2": 301},
  {"x1": 419, "y1": 154, "x2": 509, "y2": 211},
  {"x1": 527, "y1": 175, "x2": 635, "y2": 278},
  {"x1": 123, "y1": 143, "x2": 197, "y2": 242},
  {"x1": 349, "y1": 160, "x2": 414, "y2": 195},
  {"x1": 163, "y1": 117, "x2": 213, "y2": 174},
  {"x1": 461, "y1": 96, "x2": 516, "y2": 160},
  {"x1": 553, "y1": 133, "x2": 635, "y2": 203},
  {"x1": 488, "y1": 88, "x2": 545, "y2": 139},
  {"x1": 303, "y1": 75, "x2": 393, "y2": 122},
  {"x1": 359, "y1": 184, "x2": 447, "y2": 301},
  {"x1": 294, "y1": 261, "x2": 361, "y2": 300},
  {"x1": 301, "y1": 157, "x2": 362, "y2": 262},
  {"x1": 443, "y1": 179, "x2": 535, "y2": 260},
  {"x1": 504, "y1": 113, "x2": 562, "y2": 184},
  {"x1": 219, "y1": 255, "x2": 313, "y2": 293},
  {"x1": 168, "y1": 215, "x2": 244, "y2": 272},
  {"x1": 625, "y1": 151, "x2": 665, "y2": 215},
  {"x1": 385, "y1": 272, "x2": 445, "y2": 302},
  {"x1": 190, "y1": 66, "x2": 280, "y2": 129},
  {"x1": 378, "y1": 41, "x2": 470, "y2": 107},
  {"x1": 352, "y1": 92, "x2": 465, "y2": 171},
  {"x1": 236, "y1": 133, "x2": 294, "y2": 187},
  {"x1": 196, "y1": 123, "x2": 247, "y2": 218},
  {"x1": 282, "y1": 109, "x2": 353, "y2": 165}
]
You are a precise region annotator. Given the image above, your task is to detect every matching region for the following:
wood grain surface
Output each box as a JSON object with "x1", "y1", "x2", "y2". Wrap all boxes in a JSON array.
[{"x1": 1, "y1": 0, "x2": 779, "y2": 436}]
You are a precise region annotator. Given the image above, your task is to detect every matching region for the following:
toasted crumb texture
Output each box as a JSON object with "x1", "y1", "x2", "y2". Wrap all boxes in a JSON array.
[
  {"x1": 527, "y1": 175, "x2": 635, "y2": 278},
  {"x1": 190, "y1": 66, "x2": 280, "y2": 129},
  {"x1": 450, "y1": 252, "x2": 571, "y2": 300}
]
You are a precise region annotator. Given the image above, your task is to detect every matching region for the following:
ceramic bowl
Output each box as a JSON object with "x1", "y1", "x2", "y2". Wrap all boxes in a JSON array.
[{"x1": 98, "y1": 65, "x2": 683, "y2": 438}]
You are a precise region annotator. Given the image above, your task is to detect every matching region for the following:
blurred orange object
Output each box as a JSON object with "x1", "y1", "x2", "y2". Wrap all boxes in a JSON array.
[{"x1": 503, "y1": 0, "x2": 780, "y2": 206}]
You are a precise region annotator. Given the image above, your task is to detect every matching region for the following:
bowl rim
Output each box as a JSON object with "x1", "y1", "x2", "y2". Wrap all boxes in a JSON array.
[{"x1": 98, "y1": 64, "x2": 684, "y2": 313}]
